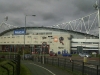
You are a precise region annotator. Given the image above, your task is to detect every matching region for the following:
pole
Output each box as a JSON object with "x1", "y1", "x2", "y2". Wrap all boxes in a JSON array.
[
  {"x1": 23, "y1": 15, "x2": 36, "y2": 60},
  {"x1": 98, "y1": 0, "x2": 100, "y2": 65},
  {"x1": 23, "y1": 15, "x2": 26, "y2": 60},
  {"x1": 14, "y1": 45, "x2": 15, "y2": 58},
  {"x1": 9, "y1": 45, "x2": 11, "y2": 59},
  {"x1": 43, "y1": 47, "x2": 44, "y2": 64},
  {"x1": 97, "y1": 1, "x2": 100, "y2": 54}
]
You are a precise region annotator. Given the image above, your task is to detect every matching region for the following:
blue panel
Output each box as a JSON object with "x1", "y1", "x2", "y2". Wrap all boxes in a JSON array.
[{"x1": 14, "y1": 29, "x2": 26, "y2": 35}]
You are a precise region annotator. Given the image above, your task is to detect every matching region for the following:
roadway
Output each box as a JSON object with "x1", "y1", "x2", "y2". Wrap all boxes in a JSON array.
[{"x1": 21, "y1": 60, "x2": 71, "y2": 75}]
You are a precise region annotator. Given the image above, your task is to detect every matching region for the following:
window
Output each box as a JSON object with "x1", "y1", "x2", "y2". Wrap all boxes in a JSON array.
[
  {"x1": 46, "y1": 32, "x2": 52, "y2": 35},
  {"x1": 71, "y1": 42, "x2": 78, "y2": 43},
  {"x1": 12, "y1": 37, "x2": 15, "y2": 38},
  {"x1": 27, "y1": 36, "x2": 31, "y2": 38},
  {"x1": 42, "y1": 36, "x2": 47, "y2": 39},
  {"x1": 12, "y1": 42, "x2": 14, "y2": 43},
  {"x1": 26, "y1": 33, "x2": 29, "y2": 35},
  {"x1": 27, "y1": 41, "x2": 30, "y2": 43},
  {"x1": 16, "y1": 36, "x2": 20, "y2": 38},
  {"x1": 17, "y1": 41, "x2": 20, "y2": 43},
  {"x1": 48, "y1": 41, "x2": 52, "y2": 43},
  {"x1": 38, "y1": 33, "x2": 45, "y2": 35},
  {"x1": 93, "y1": 42, "x2": 99, "y2": 44}
]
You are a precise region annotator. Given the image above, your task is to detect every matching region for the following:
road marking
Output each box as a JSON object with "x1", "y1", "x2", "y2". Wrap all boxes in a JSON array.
[{"x1": 30, "y1": 63, "x2": 56, "y2": 75}]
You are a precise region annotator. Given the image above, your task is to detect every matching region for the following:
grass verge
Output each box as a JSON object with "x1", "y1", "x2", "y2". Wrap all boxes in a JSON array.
[
  {"x1": 0, "y1": 60, "x2": 32, "y2": 75},
  {"x1": 20, "y1": 64, "x2": 32, "y2": 75}
]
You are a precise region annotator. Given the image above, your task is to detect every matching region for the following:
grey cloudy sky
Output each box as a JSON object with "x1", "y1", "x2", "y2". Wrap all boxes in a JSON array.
[{"x1": 0, "y1": 0, "x2": 98, "y2": 34}]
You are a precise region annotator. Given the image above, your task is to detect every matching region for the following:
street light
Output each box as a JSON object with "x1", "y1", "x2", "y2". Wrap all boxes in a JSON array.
[{"x1": 23, "y1": 15, "x2": 36, "y2": 60}]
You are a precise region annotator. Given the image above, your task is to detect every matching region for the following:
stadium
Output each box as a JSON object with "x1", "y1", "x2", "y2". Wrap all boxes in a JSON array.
[
  {"x1": 0, "y1": 26, "x2": 99, "y2": 54},
  {"x1": 0, "y1": 11, "x2": 99, "y2": 55}
]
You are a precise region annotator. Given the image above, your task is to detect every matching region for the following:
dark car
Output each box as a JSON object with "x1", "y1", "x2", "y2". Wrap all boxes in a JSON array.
[
  {"x1": 24, "y1": 54, "x2": 32, "y2": 60},
  {"x1": 0, "y1": 55, "x2": 5, "y2": 58},
  {"x1": 62, "y1": 53, "x2": 72, "y2": 57},
  {"x1": 49, "y1": 52, "x2": 57, "y2": 56}
]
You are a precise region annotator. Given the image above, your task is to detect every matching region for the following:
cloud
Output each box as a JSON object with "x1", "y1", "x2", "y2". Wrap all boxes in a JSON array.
[
  {"x1": 72, "y1": 0, "x2": 96, "y2": 13},
  {"x1": 0, "y1": 0, "x2": 98, "y2": 35}
]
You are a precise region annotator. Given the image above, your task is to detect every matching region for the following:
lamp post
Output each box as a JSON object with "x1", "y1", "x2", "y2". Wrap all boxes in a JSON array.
[
  {"x1": 42, "y1": 42, "x2": 47, "y2": 64},
  {"x1": 23, "y1": 15, "x2": 36, "y2": 60}
]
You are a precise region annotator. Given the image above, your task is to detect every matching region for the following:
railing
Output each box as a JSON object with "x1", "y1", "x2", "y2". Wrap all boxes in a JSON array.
[
  {"x1": 0, "y1": 54, "x2": 20, "y2": 75},
  {"x1": 32, "y1": 56, "x2": 100, "y2": 75}
]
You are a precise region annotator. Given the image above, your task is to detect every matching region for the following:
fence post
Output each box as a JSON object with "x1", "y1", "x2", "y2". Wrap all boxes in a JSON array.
[
  {"x1": 82, "y1": 62, "x2": 84, "y2": 75},
  {"x1": 16, "y1": 54, "x2": 20, "y2": 75},
  {"x1": 52, "y1": 57, "x2": 54, "y2": 65},
  {"x1": 38, "y1": 56, "x2": 39, "y2": 62},
  {"x1": 72, "y1": 60, "x2": 74, "y2": 72},
  {"x1": 58, "y1": 58, "x2": 59, "y2": 67},
  {"x1": 18, "y1": 54, "x2": 20, "y2": 75},
  {"x1": 47, "y1": 57, "x2": 48, "y2": 64},
  {"x1": 32, "y1": 55, "x2": 34, "y2": 61},
  {"x1": 41, "y1": 56, "x2": 42, "y2": 64},
  {"x1": 44, "y1": 56, "x2": 46, "y2": 64},
  {"x1": 64, "y1": 58, "x2": 66, "y2": 69},
  {"x1": 97, "y1": 65, "x2": 98, "y2": 75}
]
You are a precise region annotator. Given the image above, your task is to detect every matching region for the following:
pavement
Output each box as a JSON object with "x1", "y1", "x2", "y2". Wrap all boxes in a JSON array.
[{"x1": 21, "y1": 60, "x2": 72, "y2": 75}]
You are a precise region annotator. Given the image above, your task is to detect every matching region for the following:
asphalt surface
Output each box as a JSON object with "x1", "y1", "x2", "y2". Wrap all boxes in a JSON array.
[{"x1": 21, "y1": 60, "x2": 71, "y2": 75}]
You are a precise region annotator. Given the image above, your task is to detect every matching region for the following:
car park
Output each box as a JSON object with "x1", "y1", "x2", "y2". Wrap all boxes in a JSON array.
[
  {"x1": 62, "y1": 53, "x2": 72, "y2": 57},
  {"x1": 49, "y1": 52, "x2": 57, "y2": 56},
  {"x1": 24, "y1": 54, "x2": 32, "y2": 60},
  {"x1": 79, "y1": 53, "x2": 91, "y2": 57}
]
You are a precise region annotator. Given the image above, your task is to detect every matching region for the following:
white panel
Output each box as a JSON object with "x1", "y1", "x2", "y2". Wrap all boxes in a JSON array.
[
  {"x1": 72, "y1": 44, "x2": 99, "y2": 47},
  {"x1": 72, "y1": 39, "x2": 99, "y2": 42}
]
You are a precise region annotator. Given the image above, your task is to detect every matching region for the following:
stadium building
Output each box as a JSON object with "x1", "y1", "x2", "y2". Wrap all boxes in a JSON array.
[{"x1": 0, "y1": 26, "x2": 99, "y2": 54}]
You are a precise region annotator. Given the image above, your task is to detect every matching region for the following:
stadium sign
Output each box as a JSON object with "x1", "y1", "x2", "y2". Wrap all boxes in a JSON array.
[{"x1": 14, "y1": 29, "x2": 26, "y2": 35}]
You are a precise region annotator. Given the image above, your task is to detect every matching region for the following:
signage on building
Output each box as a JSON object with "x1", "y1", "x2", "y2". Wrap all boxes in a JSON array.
[
  {"x1": 42, "y1": 42, "x2": 47, "y2": 47},
  {"x1": 54, "y1": 37, "x2": 58, "y2": 42},
  {"x1": 14, "y1": 29, "x2": 26, "y2": 35},
  {"x1": 59, "y1": 37, "x2": 64, "y2": 45}
]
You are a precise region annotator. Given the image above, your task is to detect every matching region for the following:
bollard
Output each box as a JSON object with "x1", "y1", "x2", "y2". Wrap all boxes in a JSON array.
[{"x1": 83, "y1": 56, "x2": 87, "y2": 63}]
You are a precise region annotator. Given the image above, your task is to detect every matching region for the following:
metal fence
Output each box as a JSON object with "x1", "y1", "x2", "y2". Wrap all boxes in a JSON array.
[
  {"x1": 32, "y1": 56, "x2": 100, "y2": 75},
  {"x1": 0, "y1": 54, "x2": 20, "y2": 75}
]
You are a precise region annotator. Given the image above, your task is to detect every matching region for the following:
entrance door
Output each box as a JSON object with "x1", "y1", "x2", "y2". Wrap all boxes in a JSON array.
[{"x1": 34, "y1": 45, "x2": 49, "y2": 54}]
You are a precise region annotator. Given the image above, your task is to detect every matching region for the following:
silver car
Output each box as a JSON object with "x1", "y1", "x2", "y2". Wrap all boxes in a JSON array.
[{"x1": 79, "y1": 53, "x2": 91, "y2": 57}]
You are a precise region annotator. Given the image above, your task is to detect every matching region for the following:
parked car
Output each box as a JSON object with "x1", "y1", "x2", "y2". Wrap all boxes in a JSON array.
[
  {"x1": 62, "y1": 53, "x2": 72, "y2": 57},
  {"x1": 49, "y1": 52, "x2": 57, "y2": 56},
  {"x1": 24, "y1": 54, "x2": 32, "y2": 60},
  {"x1": 79, "y1": 53, "x2": 91, "y2": 57},
  {"x1": 0, "y1": 55, "x2": 5, "y2": 58}
]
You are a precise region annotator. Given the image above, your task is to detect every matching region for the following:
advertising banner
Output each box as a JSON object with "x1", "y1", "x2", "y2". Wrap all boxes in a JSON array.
[{"x1": 14, "y1": 29, "x2": 26, "y2": 35}]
